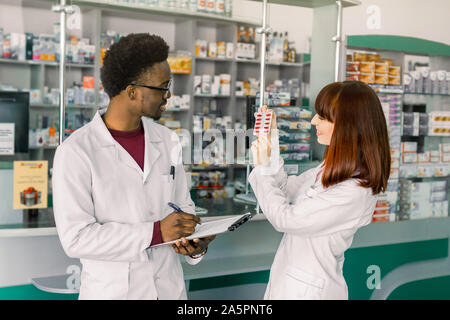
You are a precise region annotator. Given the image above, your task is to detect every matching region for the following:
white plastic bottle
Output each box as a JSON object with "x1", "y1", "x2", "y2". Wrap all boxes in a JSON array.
[
  {"x1": 207, "y1": 0, "x2": 215, "y2": 13},
  {"x1": 197, "y1": 0, "x2": 207, "y2": 12},
  {"x1": 224, "y1": 0, "x2": 232, "y2": 17},
  {"x1": 189, "y1": 0, "x2": 197, "y2": 11},
  {"x1": 215, "y1": 0, "x2": 224, "y2": 15}
]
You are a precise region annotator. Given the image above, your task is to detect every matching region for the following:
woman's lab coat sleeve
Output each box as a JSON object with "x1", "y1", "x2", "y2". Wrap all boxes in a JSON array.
[
  {"x1": 52, "y1": 145, "x2": 154, "y2": 262},
  {"x1": 248, "y1": 169, "x2": 372, "y2": 237},
  {"x1": 254, "y1": 133, "x2": 318, "y2": 204}
]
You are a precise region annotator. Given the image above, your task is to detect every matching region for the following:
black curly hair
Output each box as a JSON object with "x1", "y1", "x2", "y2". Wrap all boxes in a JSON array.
[{"x1": 101, "y1": 33, "x2": 169, "y2": 98}]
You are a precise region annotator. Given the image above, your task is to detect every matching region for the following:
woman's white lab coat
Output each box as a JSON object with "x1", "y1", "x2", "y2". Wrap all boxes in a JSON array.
[
  {"x1": 248, "y1": 139, "x2": 377, "y2": 300},
  {"x1": 52, "y1": 109, "x2": 200, "y2": 300}
]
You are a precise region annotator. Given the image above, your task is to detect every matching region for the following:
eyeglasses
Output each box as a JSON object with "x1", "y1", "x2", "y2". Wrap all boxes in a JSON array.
[{"x1": 130, "y1": 79, "x2": 172, "y2": 99}]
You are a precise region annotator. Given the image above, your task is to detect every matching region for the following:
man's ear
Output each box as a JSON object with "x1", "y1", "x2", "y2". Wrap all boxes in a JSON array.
[{"x1": 126, "y1": 85, "x2": 136, "y2": 100}]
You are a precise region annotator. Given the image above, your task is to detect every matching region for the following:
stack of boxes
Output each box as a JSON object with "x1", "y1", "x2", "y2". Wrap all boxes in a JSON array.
[
  {"x1": 441, "y1": 143, "x2": 450, "y2": 165},
  {"x1": 167, "y1": 51, "x2": 192, "y2": 74},
  {"x1": 235, "y1": 78, "x2": 259, "y2": 97},
  {"x1": 195, "y1": 40, "x2": 234, "y2": 60},
  {"x1": 165, "y1": 94, "x2": 191, "y2": 111},
  {"x1": 236, "y1": 25, "x2": 256, "y2": 60},
  {"x1": 373, "y1": 94, "x2": 401, "y2": 222},
  {"x1": 404, "y1": 69, "x2": 450, "y2": 95},
  {"x1": 400, "y1": 143, "x2": 450, "y2": 179},
  {"x1": 0, "y1": 27, "x2": 95, "y2": 64},
  {"x1": 193, "y1": 74, "x2": 231, "y2": 96},
  {"x1": 402, "y1": 112, "x2": 428, "y2": 136},
  {"x1": 380, "y1": 94, "x2": 402, "y2": 127},
  {"x1": 277, "y1": 107, "x2": 312, "y2": 165},
  {"x1": 346, "y1": 51, "x2": 401, "y2": 86},
  {"x1": 428, "y1": 111, "x2": 450, "y2": 136},
  {"x1": 398, "y1": 180, "x2": 448, "y2": 220}
]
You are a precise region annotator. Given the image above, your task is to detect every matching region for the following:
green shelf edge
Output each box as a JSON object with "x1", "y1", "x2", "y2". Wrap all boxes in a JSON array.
[{"x1": 347, "y1": 35, "x2": 450, "y2": 57}]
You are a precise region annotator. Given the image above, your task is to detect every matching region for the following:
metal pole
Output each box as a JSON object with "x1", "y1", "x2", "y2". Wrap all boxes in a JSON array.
[
  {"x1": 258, "y1": 0, "x2": 269, "y2": 109},
  {"x1": 252, "y1": 0, "x2": 270, "y2": 215},
  {"x1": 52, "y1": 0, "x2": 74, "y2": 145},
  {"x1": 333, "y1": 0, "x2": 343, "y2": 82}
]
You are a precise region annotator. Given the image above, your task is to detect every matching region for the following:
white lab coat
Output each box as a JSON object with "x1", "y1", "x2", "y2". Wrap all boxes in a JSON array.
[
  {"x1": 249, "y1": 138, "x2": 377, "y2": 300},
  {"x1": 52, "y1": 108, "x2": 201, "y2": 300}
]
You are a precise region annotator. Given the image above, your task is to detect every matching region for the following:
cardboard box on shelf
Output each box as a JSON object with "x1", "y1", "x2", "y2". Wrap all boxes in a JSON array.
[
  {"x1": 360, "y1": 61, "x2": 375, "y2": 73},
  {"x1": 375, "y1": 73, "x2": 388, "y2": 85},
  {"x1": 401, "y1": 141, "x2": 418, "y2": 153},
  {"x1": 388, "y1": 75, "x2": 401, "y2": 85},
  {"x1": 346, "y1": 61, "x2": 360, "y2": 72},
  {"x1": 346, "y1": 72, "x2": 360, "y2": 81},
  {"x1": 389, "y1": 66, "x2": 401, "y2": 76},
  {"x1": 375, "y1": 61, "x2": 389, "y2": 74},
  {"x1": 360, "y1": 72, "x2": 375, "y2": 84}
]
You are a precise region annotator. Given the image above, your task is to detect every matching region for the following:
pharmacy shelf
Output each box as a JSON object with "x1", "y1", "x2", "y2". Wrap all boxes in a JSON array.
[
  {"x1": 235, "y1": 58, "x2": 307, "y2": 67},
  {"x1": 30, "y1": 104, "x2": 98, "y2": 109},
  {"x1": 195, "y1": 57, "x2": 234, "y2": 62},
  {"x1": 165, "y1": 108, "x2": 190, "y2": 112},
  {"x1": 194, "y1": 94, "x2": 231, "y2": 98},
  {"x1": 191, "y1": 164, "x2": 247, "y2": 171},
  {"x1": 248, "y1": 0, "x2": 360, "y2": 8},
  {"x1": 71, "y1": 0, "x2": 260, "y2": 26},
  {"x1": 403, "y1": 93, "x2": 450, "y2": 97},
  {"x1": 0, "y1": 58, "x2": 94, "y2": 69},
  {"x1": 29, "y1": 145, "x2": 58, "y2": 150}
]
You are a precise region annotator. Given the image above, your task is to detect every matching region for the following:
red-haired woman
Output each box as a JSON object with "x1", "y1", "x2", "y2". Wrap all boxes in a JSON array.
[{"x1": 250, "y1": 81, "x2": 391, "y2": 300}]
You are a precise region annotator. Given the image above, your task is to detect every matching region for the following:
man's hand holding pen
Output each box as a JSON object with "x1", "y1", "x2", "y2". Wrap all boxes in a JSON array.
[
  {"x1": 163, "y1": 202, "x2": 215, "y2": 258},
  {"x1": 160, "y1": 211, "x2": 201, "y2": 242}
]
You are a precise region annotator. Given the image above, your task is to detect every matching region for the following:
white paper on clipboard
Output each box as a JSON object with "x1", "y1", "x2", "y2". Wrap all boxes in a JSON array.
[{"x1": 150, "y1": 213, "x2": 253, "y2": 248}]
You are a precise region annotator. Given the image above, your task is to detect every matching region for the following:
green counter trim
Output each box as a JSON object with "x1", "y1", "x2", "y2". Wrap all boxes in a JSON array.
[
  {"x1": 0, "y1": 284, "x2": 78, "y2": 300},
  {"x1": 344, "y1": 238, "x2": 448, "y2": 300},
  {"x1": 347, "y1": 35, "x2": 450, "y2": 56},
  {"x1": 388, "y1": 275, "x2": 450, "y2": 300},
  {"x1": 190, "y1": 238, "x2": 449, "y2": 299}
]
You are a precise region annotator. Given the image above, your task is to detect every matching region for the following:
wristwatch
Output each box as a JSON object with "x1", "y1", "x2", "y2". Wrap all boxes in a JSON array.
[{"x1": 190, "y1": 247, "x2": 208, "y2": 259}]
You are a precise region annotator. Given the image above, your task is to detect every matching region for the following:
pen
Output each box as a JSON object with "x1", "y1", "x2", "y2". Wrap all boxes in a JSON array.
[
  {"x1": 168, "y1": 202, "x2": 202, "y2": 225},
  {"x1": 168, "y1": 202, "x2": 183, "y2": 213}
]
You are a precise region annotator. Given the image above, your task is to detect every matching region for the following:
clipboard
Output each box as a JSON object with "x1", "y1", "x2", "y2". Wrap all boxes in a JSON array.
[{"x1": 150, "y1": 212, "x2": 254, "y2": 248}]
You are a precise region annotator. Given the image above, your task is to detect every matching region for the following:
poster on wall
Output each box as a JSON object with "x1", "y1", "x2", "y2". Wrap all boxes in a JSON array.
[
  {"x1": 13, "y1": 161, "x2": 48, "y2": 210},
  {"x1": 0, "y1": 123, "x2": 15, "y2": 155}
]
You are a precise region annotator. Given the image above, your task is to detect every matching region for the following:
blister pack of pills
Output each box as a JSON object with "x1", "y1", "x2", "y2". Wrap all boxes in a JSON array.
[{"x1": 254, "y1": 112, "x2": 272, "y2": 136}]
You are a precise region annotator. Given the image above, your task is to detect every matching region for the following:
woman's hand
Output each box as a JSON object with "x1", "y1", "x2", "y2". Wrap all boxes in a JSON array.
[
  {"x1": 251, "y1": 105, "x2": 277, "y2": 167},
  {"x1": 259, "y1": 105, "x2": 277, "y2": 140},
  {"x1": 251, "y1": 135, "x2": 271, "y2": 167}
]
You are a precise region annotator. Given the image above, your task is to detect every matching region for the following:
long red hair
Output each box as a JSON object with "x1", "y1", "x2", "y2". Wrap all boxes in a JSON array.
[{"x1": 315, "y1": 81, "x2": 390, "y2": 194}]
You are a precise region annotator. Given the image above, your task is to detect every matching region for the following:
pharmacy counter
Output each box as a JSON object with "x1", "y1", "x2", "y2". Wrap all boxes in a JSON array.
[{"x1": 2, "y1": 199, "x2": 450, "y2": 299}]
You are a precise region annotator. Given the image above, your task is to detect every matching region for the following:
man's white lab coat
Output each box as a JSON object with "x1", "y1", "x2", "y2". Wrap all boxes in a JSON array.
[{"x1": 52, "y1": 108, "x2": 200, "y2": 300}]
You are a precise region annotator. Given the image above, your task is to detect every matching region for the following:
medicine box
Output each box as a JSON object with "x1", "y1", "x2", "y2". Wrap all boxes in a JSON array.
[
  {"x1": 401, "y1": 142, "x2": 418, "y2": 153},
  {"x1": 417, "y1": 165, "x2": 433, "y2": 178},
  {"x1": 402, "y1": 153, "x2": 417, "y2": 164},
  {"x1": 440, "y1": 143, "x2": 450, "y2": 154},
  {"x1": 399, "y1": 164, "x2": 417, "y2": 178},
  {"x1": 411, "y1": 182, "x2": 431, "y2": 198}
]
